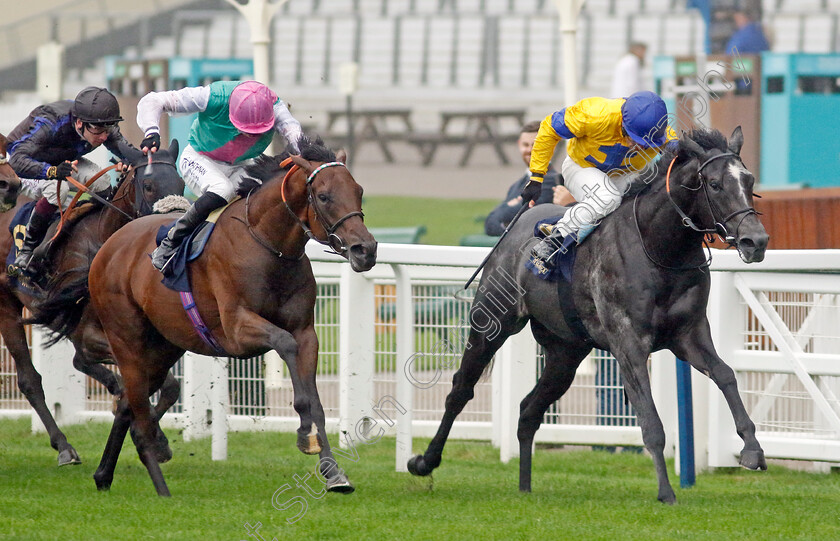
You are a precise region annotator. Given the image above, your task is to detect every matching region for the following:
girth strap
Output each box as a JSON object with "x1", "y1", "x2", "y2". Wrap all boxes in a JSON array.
[
  {"x1": 179, "y1": 291, "x2": 227, "y2": 356},
  {"x1": 556, "y1": 278, "x2": 597, "y2": 348}
]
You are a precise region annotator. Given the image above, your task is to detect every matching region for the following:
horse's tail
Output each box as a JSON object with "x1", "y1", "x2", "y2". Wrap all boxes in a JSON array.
[{"x1": 25, "y1": 265, "x2": 91, "y2": 347}]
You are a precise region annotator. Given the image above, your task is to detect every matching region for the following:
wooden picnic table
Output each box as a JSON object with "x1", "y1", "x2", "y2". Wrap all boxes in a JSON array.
[
  {"x1": 408, "y1": 108, "x2": 527, "y2": 167},
  {"x1": 324, "y1": 108, "x2": 414, "y2": 163}
]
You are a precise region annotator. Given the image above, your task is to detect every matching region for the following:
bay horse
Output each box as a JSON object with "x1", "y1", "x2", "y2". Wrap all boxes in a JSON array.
[
  {"x1": 0, "y1": 138, "x2": 185, "y2": 465},
  {"x1": 43, "y1": 137, "x2": 377, "y2": 495},
  {"x1": 408, "y1": 127, "x2": 769, "y2": 504},
  {"x1": 0, "y1": 133, "x2": 22, "y2": 211}
]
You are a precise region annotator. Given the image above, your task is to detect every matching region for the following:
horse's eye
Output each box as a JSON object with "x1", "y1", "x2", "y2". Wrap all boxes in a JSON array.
[
  {"x1": 709, "y1": 181, "x2": 722, "y2": 191},
  {"x1": 318, "y1": 193, "x2": 329, "y2": 203}
]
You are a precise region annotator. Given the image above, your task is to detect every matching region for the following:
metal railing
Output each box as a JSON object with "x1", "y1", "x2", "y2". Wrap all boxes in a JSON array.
[{"x1": 4, "y1": 245, "x2": 840, "y2": 472}]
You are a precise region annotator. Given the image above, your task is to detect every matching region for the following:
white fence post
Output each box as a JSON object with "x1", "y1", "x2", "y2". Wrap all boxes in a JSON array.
[
  {"x1": 393, "y1": 264, "x2": 415, "y2": 472},
  {"x1": 498, "y1": 325, "x2": 537, "y2": 463},
  {"x1": 339, "y1": 264, "x2": 375, "y2": 448},
  {"x1": 210, "y1": 356, "x2": 229, "y2": 461},
  {"x1": 182, "y1": 353, "x2": 229, "y2": 459},
  {"x1": 182, "y1": 352, "x2": 214, "y2": 442},
  {"x1": 651, "y1": 350, "x2": 677, "y2": 459},
  {"x1": 705, "y1": 270, "x2": 741, "y2": 468},
  {"x1": 30, "y1": 332, "x2": 84, "y2": 432}
]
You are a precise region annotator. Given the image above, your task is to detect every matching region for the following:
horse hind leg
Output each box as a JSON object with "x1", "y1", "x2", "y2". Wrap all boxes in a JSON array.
[
  {"x1": 517, "y1": 327, "x2": 590, "y2": 493},
  {"x1": 0, "y1": 309, "x2": 80, "y2": 466},
  {"x1": 408, "y1": 313, "x2": 527, "y2": 478},
  {"x1": 93, "y1": 397, "x2": 132, "y2": 491}
]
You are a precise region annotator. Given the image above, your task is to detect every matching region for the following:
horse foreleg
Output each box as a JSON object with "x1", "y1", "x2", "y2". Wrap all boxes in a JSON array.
[
  {"x1": 0, "y1": 310, "x2": 80, "y2": 466},
  {"x1": 516, "y1": 332, "x2": 589, "y2": 492},
  {"x1": 127, "y1": 370, "x2": 178, "y2": 464},
  {"x1": 612, "y1": 345, "x2": 675, "y2": 504},
  {"x1": 289, "y1": 326, "x2": 355, "y2": 493},
  {"x1": 673, "y1": 325, "x2": 766, "y2": 471},
  {"x1": 121, "y1": 364, "x2": 171, "y2": 497},
  {"x1": 408, "y1": 321, "x2": 520, "y2": 478}
]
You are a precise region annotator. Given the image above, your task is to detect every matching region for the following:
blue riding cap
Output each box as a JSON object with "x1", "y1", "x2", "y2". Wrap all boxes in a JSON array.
[{"x1": 621, "y1": 91, "x2": 668, "y2": 148}]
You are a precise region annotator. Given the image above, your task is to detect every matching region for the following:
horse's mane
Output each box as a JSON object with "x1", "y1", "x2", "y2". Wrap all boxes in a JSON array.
[
  {"x1": 624, "y1": 127, "x2": 730, "y2": 198},
  {"x1": 240, "y1": 135, "x2": 337, "y2": 195}
]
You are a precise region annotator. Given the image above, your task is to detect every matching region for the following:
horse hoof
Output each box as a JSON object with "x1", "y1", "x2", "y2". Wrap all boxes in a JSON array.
[
  {"x1": 658, "y1": 493, "x2": 677, "y2": 505},
  {"x1": 154, "y1": 433, "x2": 173, "y2": 464},
  {"x1": 296, "y1": 432, "x2": 322, "y2": 455},
  {"x1": 326, "y1": 476, "x2": 355, "y2": 494},
  {"x1": 740, "y1": 449, "x2": 767, "y2": 471},
  {"x1": 58, "y1": 448, "x2": 82, "y2": 466},
  {"x1": 94, "y1": 477, "x2": 112, "y2": 492},
  {"x1": 407, "y1": 455, "x2": 432, "y2": 477}
]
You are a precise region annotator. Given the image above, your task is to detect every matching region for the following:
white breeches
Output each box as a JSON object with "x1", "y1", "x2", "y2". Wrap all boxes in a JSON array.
[
  {"x1": 20, "y1": 158, "x2": 111, "y2": 206},
  {"x1": 178, "y1": 144, "x2": 257, "y2": 202},
  {"x1": 553, "y1": 157, "x2": 633, "y2": 239}
]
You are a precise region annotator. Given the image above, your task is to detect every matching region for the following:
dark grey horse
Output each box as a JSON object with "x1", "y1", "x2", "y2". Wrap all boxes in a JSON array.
[{"x1": 408, "y1": 127, "x2": 769, "y2": 504}]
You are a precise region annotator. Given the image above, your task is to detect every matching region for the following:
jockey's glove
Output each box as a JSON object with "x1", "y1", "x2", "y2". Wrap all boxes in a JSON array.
[
  {"x1": 141, "y1": 132, "x2": 161, "y2": 153},
  {"x1": 46, "y1": 161, "x2": 74, "y2": 180},
  {"x1": 520, "y1": 177, "x2": 543, "y2": 204}
]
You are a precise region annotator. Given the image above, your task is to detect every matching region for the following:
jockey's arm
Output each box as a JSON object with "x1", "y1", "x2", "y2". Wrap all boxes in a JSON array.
[
  {"x1": 273, "y1": 101, "x2": 303, "y2": 154},
  {"x1": 136, "y1": 86, "x2": 211, "y2": 139},
  {"x1": 8, "y1": 123, "x2": 56, "y2": 180},
  {"x1": 528, "y1": 111, "x2": 578, "y2": 183}
]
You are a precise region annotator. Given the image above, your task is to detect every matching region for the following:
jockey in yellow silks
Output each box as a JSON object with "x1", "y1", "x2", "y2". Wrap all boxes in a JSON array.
[{"x1": 520, "y1": 91, "x2": 678, "y2": 263}]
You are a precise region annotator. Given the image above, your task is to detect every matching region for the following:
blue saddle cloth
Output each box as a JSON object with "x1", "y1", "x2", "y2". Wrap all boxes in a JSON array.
[
  {"x1": 155, "y1": 220, "x2": 216, "y2": 292},
  {"x1": 524, "y1": 216, "x2": 578, "y2": 283}
]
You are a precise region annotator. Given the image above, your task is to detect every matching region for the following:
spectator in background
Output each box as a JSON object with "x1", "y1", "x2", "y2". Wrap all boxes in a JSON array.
[
  {"x1": 611, "y1": 42, "x2": 648, "y2": 99},
  {"x1": 725, "y1": 10, "x2": 770, "y2": 55},
  {"x1": 483, "y1": 121, "x2": 572, "y2": 236}
]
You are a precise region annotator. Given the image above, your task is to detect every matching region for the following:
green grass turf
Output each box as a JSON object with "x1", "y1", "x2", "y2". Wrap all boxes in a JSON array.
[
  {"x1": 362, "y1": 196, "x2": 497, "y2": 246},
  {"x1": 1, "y1": 418, "x2": 839, "y2": 540}
]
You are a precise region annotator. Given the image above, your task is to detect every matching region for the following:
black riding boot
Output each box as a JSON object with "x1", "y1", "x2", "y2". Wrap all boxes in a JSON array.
[
  {"x1": 151, "y1": 192, "x2": 227, "y2": 273},
  {"x1": 10, "y1": 210, "x2": 52, "y2": 276},
  {"x1": 531, "y1": 230, "x2": 578, "y2": 266}
]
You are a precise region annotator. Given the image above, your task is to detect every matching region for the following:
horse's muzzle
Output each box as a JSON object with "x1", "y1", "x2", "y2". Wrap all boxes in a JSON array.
[
  {"x1": 737, "y1": 231, "x2": 769, "y2": 263},
  {"x1": 348, "y1": 241, "x2": 377, "y2": 272}
]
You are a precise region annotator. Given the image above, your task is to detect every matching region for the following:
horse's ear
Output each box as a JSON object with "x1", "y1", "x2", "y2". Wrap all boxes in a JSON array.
[
  {"x1": 168, "y1": 138, "x2": 179, "y2": 159},
  {"x1": 289, "y1": 154, "x2": 313, "y2": 173},
  {"x1": 117, "y1": 140, "x2": 145, "y2": 165},
  {"x1": 728, "y1": 126, "x2": 744, "y2": 155},
  {"x1": 335, "y1": 149, "x2": 347, "y2": 164},
  {"x1": 679, "y1": 135, "x2": 705, "y2": 160}
]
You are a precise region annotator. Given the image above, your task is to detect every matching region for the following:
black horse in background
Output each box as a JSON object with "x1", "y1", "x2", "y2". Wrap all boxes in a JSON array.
[{"x1": 408, "y1": 127, "x2": 769, "y2": 504}]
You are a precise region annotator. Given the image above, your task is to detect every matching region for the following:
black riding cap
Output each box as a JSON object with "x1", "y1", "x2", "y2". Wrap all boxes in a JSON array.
[{"x1": 72, "y1": 86, "x2": 124, "y2": 124}]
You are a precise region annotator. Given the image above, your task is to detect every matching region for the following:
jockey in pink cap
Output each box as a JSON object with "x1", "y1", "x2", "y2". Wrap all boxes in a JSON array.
[{"x1": 136, "y1": 80, "x2": 303, "y2": 273}]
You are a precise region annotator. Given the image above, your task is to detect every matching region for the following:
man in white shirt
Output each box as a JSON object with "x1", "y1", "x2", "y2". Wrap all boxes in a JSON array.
[{"x1": 610, "y1": 42, "x2": 648, "y2": 98}]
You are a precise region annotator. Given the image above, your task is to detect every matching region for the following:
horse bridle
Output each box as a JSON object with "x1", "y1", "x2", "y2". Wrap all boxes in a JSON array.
[
  {"x1": 277, "y1": 157, "x2": 364, "y2": 256},
  {"x1": 125, "y1": 160, "x2": 180, "y2": 217},
  {"x1": 665, "y1": 151, "x2": 758, "y2": 247}
]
